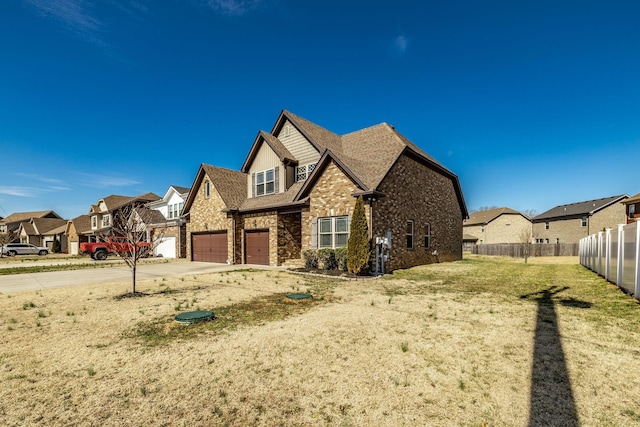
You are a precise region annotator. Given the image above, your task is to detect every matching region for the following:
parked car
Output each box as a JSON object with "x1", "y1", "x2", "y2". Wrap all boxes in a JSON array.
[{"x1": 1, "y1": 243, "x2": 49, "y2": 256}]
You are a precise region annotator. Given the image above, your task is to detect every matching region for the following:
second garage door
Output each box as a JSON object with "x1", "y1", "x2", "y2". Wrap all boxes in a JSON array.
[
  {"x1": 245, "y1": 230, "x2": 269, "y2": 265},
  {"x1": 192, "y1": 232, "x2": 228, "y2": 263}
]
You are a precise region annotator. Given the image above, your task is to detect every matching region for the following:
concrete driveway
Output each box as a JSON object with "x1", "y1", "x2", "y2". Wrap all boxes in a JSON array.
[{"x1": 0, "y1": 259, "x2": 283, "y2": 294}]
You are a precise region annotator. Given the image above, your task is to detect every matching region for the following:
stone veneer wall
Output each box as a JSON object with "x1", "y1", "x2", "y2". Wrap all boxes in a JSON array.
[
  {"x1": 278, "y1": 212, "x2": 302, "y2": 265},
  {"x1": 301, "y1": 161, "x2": 369, "y2": 252},
  {"x1": 240, "y1": 211, "x2": 278, "y2": 266},
  {"x1": 186, "y1": 177, "x2": 234, "y2": 261},
  {"x1": 373, "y1": 153, "x2": 463, "y2": 270}
]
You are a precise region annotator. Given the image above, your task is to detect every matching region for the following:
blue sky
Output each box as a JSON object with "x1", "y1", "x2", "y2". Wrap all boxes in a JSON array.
[{"x1": 2, "y1": 0, "x2": 639, "y2": 220}]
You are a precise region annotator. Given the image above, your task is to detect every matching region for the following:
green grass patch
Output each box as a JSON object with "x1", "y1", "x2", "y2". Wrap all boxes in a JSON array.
[
  {"x1": 0, "y1": 263, "x2": 103, "y2": 275},
  {"x1": 128, "y1": 292, "x2": 329, "y2": 347}
]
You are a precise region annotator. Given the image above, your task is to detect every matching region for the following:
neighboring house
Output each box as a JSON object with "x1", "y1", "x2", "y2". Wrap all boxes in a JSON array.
[
  {"x1": 66, "y1": 215, "x2": 92, "y2": 255},
  {"x1": 463, "y1": 207, "x2": 531, "y2": 244},
  {"x1": 623, "y1": 193, "x2": 640, "y2": 224},
  {"x1": 80, "y1": 193, "x2": 161, "y2": 241},
  {"x1": 532, "y1": 195, "x2": 628, "y2": 244},
  {"x1": 183, "y1": 110, "x2": 467, "y2": 271},
  {"x1": 145, "y1": 186, "x2": 190, "y2": 258},
  {"x1": 0, "y1": 211, "x2": 63, "y2": 241},
  {"x1": 17, "y1": 217, "x2": 69, "y2": 251}
]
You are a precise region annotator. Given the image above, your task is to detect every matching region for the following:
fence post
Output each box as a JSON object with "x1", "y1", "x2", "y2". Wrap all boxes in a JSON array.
[
  {"x1": 635, "y1": 222, "x2": 640, "y2": 298},
  {"x1": 605, "y1": 228, "x2": 611, "y2": 280},
  {"x1": 617, "y1": 224, "x2": 624, "y2": 289}
]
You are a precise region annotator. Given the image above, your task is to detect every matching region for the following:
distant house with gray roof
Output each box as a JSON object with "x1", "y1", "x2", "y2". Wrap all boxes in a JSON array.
[
  {"x1": 183, "y1": 110, "x2": 467, "y2": 270},
  {"x1": 463, "y1": 207, "x2": 531, "y2": 244},
  {"x1": 532, "y1": 195, "x2": 628, "y2": 244}
]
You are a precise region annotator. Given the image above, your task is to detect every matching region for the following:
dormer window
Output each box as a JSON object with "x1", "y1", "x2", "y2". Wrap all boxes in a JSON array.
[
  {"x1": 102, "y1": 214, "x2": 111, "y2": 227},
  {"x1": 91, "y1": 215, "x2": 98, "y2": 229},
  {"x1": 253, "y1": 167, "x2": 278, "y2": 197}
]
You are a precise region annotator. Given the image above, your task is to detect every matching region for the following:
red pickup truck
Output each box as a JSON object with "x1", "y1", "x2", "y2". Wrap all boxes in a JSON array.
[{"x1": 80, "y1": 238, "x2": 150, "y2": 261}]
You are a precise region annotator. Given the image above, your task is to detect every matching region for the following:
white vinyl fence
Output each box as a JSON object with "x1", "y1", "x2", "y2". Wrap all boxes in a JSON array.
[{"x1": 579, "y1": 221, "x2": 640, "y2": 299}]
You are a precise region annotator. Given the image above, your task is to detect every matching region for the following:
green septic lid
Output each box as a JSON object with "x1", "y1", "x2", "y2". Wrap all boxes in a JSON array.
[
  {"x1": 174, "y1": 310, "x2": 215, "y2": 324},
  {"x1": 286, "y1": 293, "x2": 313, "y2": 300}
]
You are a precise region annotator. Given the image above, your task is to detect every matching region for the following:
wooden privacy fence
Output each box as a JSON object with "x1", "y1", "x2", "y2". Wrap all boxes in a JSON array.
[
  {"x1": 472, "y1": 243, "x2": 579, "y2": 257},
  {"x1": 579, "y1": 222, "x2": 640, "y2": 299}
]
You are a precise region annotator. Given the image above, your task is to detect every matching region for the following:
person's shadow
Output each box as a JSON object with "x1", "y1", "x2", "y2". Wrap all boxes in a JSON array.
[{"x1": 520, "y1": 286, "x2": 592, "y2": 427}]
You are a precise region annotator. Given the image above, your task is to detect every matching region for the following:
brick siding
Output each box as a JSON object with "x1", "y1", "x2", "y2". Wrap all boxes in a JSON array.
[{"x1": 373, "y1": 154, "x2": 463, "y2": 270}]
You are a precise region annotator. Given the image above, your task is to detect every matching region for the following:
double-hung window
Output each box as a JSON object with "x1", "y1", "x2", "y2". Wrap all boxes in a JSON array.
[
  {"x1": 318, "y1": 216, "x2": 349, "y2": 249},
  {"x1": 581, "y1": 216, "x2": 587, "y2": 227},
  {"x1": 255, "y1": 168, "x2": 277, "y2": 196},
  {"x1": 424, "y1": 223, "x2": 431, "y2": 248},
  {"x1": 406, "y1": 220, "x2": 414, "y2": 249},
  {"x1": 102, "y1": 215, "x2": 111, "y2": 227}
]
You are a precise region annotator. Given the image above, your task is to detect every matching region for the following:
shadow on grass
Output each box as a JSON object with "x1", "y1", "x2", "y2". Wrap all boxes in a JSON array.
[{"x1": 520, "y1": 286, "x2": 592, "y2": 427}]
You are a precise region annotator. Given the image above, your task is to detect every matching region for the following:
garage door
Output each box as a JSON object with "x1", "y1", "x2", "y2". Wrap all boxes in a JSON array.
[
  {"x1": 192, "y1": 232, "x2": 228, "y2": 263},
  {"x1": 246, "y1": 230, "x2": 269, "y2": 265},
  {"x1": 155, "y1": 236, "x2": 176, "y2": 258}
]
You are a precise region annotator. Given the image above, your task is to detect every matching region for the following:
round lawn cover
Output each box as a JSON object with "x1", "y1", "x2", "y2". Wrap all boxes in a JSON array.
[
  {"x1": 286, "y1": 293, "x2": 313, "y2": 300},
  {"x1": 174, "y1": 310, "x2": 215, "y2": 324}
]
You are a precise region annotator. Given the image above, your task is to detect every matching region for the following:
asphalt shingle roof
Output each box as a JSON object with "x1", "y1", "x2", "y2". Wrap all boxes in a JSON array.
[
  {"x1": 0, "y1": 211, "x2": 61, "y2": 225},
  {"x1": 464, "y1": 207, "x2": 525, "y2": 226},
  {"x1": 70, "y1": 215, "x2": 92, "y2": 234},
  {"x1": 171, "y1": 186, "x2": 191, "y2": 195},
  {"x1": 202, "y1": 164, "x2": 247, "y2": 210},
  {"x1": 31, "y1": 218, "x2": 69, "y2": 234},
  {"x1": 533, "y1": 195, "x2": 628, "y2": 221}
]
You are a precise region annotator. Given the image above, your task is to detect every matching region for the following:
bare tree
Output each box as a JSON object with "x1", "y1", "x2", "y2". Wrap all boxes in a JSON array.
[
  {"x1": 521, "y1": 209, "x2": 539, "y2": 219},
  {"x1": 519, "y1": 225, "x2": 537, "y2": 264},
  {"x1": 99, "y1": 204, "x2": 167, "y2": 295},
  {"x1": 0, "y1": 231, "x2": 17, "y2": 258}
]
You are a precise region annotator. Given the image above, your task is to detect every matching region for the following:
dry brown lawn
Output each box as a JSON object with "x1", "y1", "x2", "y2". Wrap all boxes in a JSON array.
[{"x1": 1, "y1": 257, "x2": 640, "y2": 426}]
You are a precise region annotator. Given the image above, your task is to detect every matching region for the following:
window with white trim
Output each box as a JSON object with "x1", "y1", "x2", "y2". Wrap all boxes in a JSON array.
[
  {"x1": 91, "y1": 215, "x2": 97, "y2": 229},
  {"x1": 318, "y1": 216, "x2": 349, "y2": 249},
  {"x1": 581, "y1": 216, "x2": 587, "y2": 227},
  {"x1": 255, "y1": 168, "x2": 276, "y2": 196},
  {"x1": 102, "y1": 214, "x2": 111, "y2": 227},
  {"x1": 630, "y1": 204, "x2": 636, "y2": 219},
  {"x1": 406, "y1": 220, "x2": 414, "y2": 249}
]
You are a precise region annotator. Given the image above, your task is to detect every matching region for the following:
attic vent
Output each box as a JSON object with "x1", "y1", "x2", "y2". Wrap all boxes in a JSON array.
[{"x1": 283, "y1": 124, "x2": 290, "y2": 137}]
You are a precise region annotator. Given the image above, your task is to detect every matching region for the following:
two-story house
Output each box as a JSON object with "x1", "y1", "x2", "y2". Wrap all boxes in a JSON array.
[
  {"x1": 146, "y1": 185, "x2": 190, "y2": 258},
  {"x1": 532, "y1": 195, "x2": 628, "y2": 244},
  {"x1": 463, "y1": 207, "x2": 531, "y2": 244},
  {"x1": 183, "y1": 110, "x2": 467, "y2": 271},
  {"x1": 80, "y1": 193, "x2": 160, "y2": 242}
]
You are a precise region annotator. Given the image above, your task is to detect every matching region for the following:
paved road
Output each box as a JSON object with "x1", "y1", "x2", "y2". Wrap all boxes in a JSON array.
[{"x1": 0, "y1": 259, "x2": 283, "y2": 294}]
